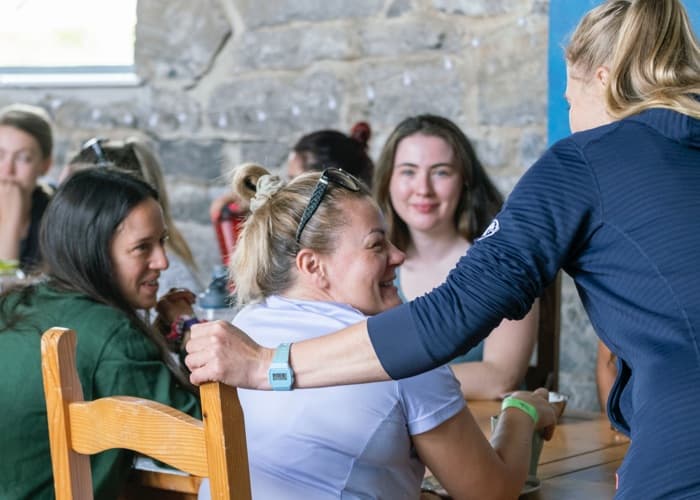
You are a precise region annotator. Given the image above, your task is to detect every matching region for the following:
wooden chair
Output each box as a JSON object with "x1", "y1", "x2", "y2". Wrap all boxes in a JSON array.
[
  {"x1": 525, "y1": 273, "x2": 562, "y2": 392},
  {"x1": 41, "y1": 327, "x2": 251, "y2": 500}
]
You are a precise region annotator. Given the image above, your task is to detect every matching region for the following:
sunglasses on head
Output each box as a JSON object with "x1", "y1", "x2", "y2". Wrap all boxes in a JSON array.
[
  {"x1": 80, "y1": 137, "x2": 111, "y2": 167},
  {"x1": 295, "y1": 167, "x2": 361, "y2": 244}
]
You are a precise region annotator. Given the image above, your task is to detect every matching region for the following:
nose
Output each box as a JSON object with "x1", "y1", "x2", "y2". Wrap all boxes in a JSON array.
[
  {"x1": 387, "y1": 242, "x2": 405, "y2": 267},
  {"x1": 413, "y1": 169, "x2": 433, "y2": 195},
  {"x1": 0, "y1": 155, "x2": 13, "y2": 178},
  {"x1": 151, "y1": 244, "x2": 169, "y2": 271}
]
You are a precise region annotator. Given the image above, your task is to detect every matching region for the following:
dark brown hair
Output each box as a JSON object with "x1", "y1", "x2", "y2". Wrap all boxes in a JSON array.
[{"x1": 374, "y1": 114, "x2": 503, "y2": 251}]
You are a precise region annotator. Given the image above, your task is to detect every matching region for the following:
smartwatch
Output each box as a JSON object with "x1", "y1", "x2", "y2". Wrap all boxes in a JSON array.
[{"x1": 268, "y1": 343, "x2": 294, "y2": 391}]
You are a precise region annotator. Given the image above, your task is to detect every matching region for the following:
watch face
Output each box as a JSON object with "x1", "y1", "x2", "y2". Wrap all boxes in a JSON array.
[{"x1": 269, "y1": 367, "x2": 293, "y2": 390}]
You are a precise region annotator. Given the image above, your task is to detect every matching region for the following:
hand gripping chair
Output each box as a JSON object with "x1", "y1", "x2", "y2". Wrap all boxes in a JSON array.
[{"x1": 41, "y1": 327, "x2": 251, "y2": 500}]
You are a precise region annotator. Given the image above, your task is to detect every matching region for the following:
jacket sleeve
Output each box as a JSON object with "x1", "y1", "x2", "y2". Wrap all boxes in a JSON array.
[{"x1": 368, "y1": 138, "x2": 602, "y2": 379}]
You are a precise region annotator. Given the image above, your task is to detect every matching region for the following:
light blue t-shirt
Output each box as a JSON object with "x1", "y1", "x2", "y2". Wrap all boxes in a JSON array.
[{"x1": 200, "y1": 295, "x2": 464, "y2": 500}]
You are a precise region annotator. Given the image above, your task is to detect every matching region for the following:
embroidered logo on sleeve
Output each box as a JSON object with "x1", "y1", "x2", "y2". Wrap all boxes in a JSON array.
[{"x1": 477, "y1": 219, "x2": 500, "y2": 240}]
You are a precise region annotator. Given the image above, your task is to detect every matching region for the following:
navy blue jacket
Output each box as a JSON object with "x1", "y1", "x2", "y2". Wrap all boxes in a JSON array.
[{"x1": 369, "y1": 106, "x2": 700, "y2": 498}]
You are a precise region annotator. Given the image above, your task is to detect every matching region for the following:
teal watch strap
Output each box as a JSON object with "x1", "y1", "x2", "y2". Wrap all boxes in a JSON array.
[
  {"x1": 501, "y1": 396, "x2": 539, "y2": 425},
  {"x1": 269, "y1": 343, "x2": 294, "y2": 391}
]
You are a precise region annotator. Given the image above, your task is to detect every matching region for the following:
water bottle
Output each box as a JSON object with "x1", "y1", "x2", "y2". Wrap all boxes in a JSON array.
[
  {"x1": 213, "y1": 202, "x2": 247, "y2": 266},
  {"x1": 196, "y1": 265, "x2": 233, "y2": 322}
]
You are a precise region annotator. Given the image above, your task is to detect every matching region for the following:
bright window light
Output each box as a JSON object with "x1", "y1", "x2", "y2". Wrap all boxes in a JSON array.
[{"x1": 0, "y1": 0, "x2": 137, "y2": 69}]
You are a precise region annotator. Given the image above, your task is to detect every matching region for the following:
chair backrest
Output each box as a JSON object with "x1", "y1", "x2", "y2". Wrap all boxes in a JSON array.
[
  {"x1": 41, "y1": 327, "x2": 251, "y2": 500},
  {"x1": 525, "y1": 273, "x2": 562, "y2": 391}
]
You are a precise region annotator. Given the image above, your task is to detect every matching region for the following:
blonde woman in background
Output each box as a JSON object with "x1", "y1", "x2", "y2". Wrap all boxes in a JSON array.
[{"x1": 65, "y1": 137, "x2": 204, "y2": 297}]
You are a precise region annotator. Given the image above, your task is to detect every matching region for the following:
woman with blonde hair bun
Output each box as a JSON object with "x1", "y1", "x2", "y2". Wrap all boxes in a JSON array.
[{"x1": 197, "y1": 163, "x2": 556, "y2": 499}]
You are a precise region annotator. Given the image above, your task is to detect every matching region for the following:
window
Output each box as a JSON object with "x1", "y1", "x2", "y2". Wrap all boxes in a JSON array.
[{"x1": 0, "y1": 0, "x2": 138, "y2": 87}]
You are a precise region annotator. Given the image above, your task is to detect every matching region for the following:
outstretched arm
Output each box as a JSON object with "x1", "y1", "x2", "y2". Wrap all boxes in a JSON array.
[{"x1": 185, "y1": 318, "x2": 389, "y2": 389}]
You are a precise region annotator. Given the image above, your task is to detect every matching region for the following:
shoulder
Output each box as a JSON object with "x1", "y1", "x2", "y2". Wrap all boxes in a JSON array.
[
  {"x1": 36, "y1": 284, "x2": 139, "y2": 342},
  {"x1": 234, "y1": 296, "x2": 366, "y2": 345}
]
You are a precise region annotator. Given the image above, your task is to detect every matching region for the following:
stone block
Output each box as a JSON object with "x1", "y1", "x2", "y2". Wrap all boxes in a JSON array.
[
  {"x1": 477, "y1": 18, "x2": 548, "y2": 126},
  {"x1": 136, "y1": 0, "x2": 232, "y2": 85},
  {"x1": 232, "y1": 24, "x2": 357, "y2": 70},
  {"x1": 174, "y1": 220, "x2": 222, "y2": 283},
  {"x1": 430, "y1": 0, "x2": 531, "y2": 16},
  {"x1": 158, "y1": 139, "x2": 226, "y2": 181},
  {"x1": 238, "y1": 141, "x2": 291, "y2": 171},
  {"x1": 208, "y1": 72, "x2": 342, "y2": 138},
  {"x1": 519, "y1": 128, "x2": 547, "y2": 169},
  {"x1": 142, "y1": 90, "x2": 203, "y2": 135},
  {"x1": 359, "y1": 18, "x2": 463, "y2": 57},
  {"x1": 387, "y1": 0, "x2": 412, "y2": 18},
  {"x1": 235, "y1": 0, "x2": 384, "y2": 29},
  {"x1": 167, "y1": 181, "x2": 213, "y2": 225},
  {"x1": 355, "y1": 58, "x2": 468, "y2": 132}
]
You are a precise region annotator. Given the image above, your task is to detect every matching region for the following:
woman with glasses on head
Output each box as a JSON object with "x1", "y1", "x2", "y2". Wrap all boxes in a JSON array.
[
  {"x1": 0, "y1": 104, "x2": 54, "y2": 275},
  {"x1": 64, "y1": 137, "x2": 204, "y2": 298},
  {"x1": 374, "y1": 114, "x2": 539, "y2": 400},
  {"x1": 197, "y1": 163, "x2": 556, "y2": 500},
  {"x1": 0, "y1": 168, "x2": 200, "y2": 499}
]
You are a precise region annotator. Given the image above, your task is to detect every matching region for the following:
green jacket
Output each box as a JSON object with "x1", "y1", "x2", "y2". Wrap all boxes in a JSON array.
[{"x1": 0, "y1": 283, "x2": 200, "y2": 500}]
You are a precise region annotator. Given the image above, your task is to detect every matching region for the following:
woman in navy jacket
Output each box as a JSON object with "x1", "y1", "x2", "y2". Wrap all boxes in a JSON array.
[{"x1": 186, "y1": 1, "x2": 700, "y2": 498}]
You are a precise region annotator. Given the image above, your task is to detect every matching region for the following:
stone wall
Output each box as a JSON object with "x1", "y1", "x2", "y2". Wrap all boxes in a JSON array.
[{"x1": 1, "y1": 0, "x2": 599, "y2": 410}]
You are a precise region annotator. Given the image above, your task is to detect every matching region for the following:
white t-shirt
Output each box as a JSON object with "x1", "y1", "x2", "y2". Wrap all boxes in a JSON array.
[{"x1": 201, "y1": 296, "x2": 464, "y2": 500}]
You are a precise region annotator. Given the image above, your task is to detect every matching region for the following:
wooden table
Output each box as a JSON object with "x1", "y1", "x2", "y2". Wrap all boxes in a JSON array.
[
  {"x1": 124, "y1": 400, "x2": 628, "y2": 499},
  {"x1": 468, "y1": 400, "x2": 629, "y2": 499}
]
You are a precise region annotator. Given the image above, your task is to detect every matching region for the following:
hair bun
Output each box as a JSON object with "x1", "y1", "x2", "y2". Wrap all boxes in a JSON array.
[
  {"x1": 350, "y1": 121, "x2": 371, "y2": 150},
  {"x1": 231, "y1": 163, "x2": 270, "y2": 211}
]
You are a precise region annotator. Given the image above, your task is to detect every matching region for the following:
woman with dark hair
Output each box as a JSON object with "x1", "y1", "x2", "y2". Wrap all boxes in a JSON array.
[
  {"x1": 62, "y1": 136, "x2": 204, "y2": 297},
  {"x1": 0, "y1": 168, "x2": 199, "y2": 500},
  {"x1": 0, "y1": 103, "x2": 54, "y2": 274},
  {"x1": 374, "y1": 115, "x2": 538, "y2": 399},
  {"x1": 208, "y1": 123, "x2": 375, "y2": 265},
  {"x1": 287, "y1": 123, "x2": 374, "y2": 185}
]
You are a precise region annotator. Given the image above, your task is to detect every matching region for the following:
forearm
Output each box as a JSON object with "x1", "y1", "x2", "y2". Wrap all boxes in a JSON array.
[
  {"x1": 489, "y1": 409, "x2": 535, "y2": 490},
  {"x1": 186, "y1": 318, "x2": 390, "y2": 390},
  {"x1": 451, "y1": 361, "x2": 521, "y2": 400},
  {"x1": 290, "y1": 319, "x2": 390, "y2": 388}
]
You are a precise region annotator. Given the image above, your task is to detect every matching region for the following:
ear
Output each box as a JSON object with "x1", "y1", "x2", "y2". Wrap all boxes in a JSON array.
[
  {"x1": 296, "y1": 248, "x2": 329, "y2": 290},
  {"x1": 594, "y1": 65, "x2": 610, "y2": 90}
]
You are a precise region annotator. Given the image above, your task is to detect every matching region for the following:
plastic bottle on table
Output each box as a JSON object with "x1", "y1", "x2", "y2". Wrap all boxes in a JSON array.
[{"x1": 196, "y1": 265, "x2": 233, "y2": 322}]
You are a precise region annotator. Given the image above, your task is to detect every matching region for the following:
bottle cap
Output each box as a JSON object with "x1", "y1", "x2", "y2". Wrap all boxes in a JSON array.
[{"x1": 197, "y1": 265, "x2": 230, "y2": 309}]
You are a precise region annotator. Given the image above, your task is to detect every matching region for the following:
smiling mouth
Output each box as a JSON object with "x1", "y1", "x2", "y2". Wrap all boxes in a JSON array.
[{"x1": 379, "y1": 277, "x2": 396, "y2": 288}]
